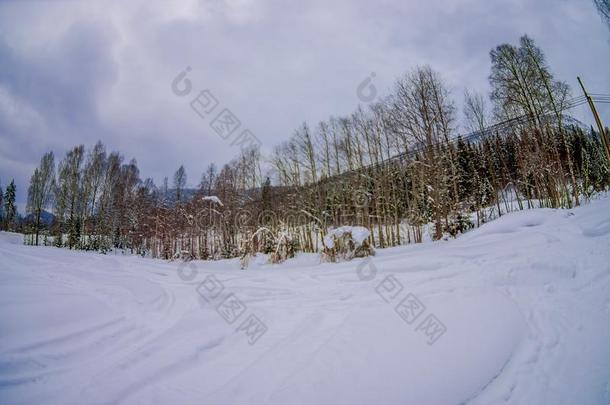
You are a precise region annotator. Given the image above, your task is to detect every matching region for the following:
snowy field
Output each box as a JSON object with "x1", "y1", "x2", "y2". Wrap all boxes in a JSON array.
[{"x1": 1, "y1": 196, "x2": 610, "y2": 405}]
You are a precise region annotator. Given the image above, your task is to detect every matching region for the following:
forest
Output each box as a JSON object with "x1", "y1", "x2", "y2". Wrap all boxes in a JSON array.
[{"x1": 11, "y1": 35, "x2": 610, "y2": 263}]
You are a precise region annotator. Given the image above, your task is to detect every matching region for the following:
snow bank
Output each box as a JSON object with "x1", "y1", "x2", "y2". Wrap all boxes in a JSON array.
[{"x1": 0, "y1": 231, "x2": 22, "y2": 245}]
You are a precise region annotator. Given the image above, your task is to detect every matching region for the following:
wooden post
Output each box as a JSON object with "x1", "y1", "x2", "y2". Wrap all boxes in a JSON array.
[{"x1": 578, "y1": 76, "x2": 610, "y2": 163}]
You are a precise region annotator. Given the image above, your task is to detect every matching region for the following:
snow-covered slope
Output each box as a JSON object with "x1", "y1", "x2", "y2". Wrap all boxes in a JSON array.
[{"x1": 1, "y1": 196, "x2": 610, "y2": 405}]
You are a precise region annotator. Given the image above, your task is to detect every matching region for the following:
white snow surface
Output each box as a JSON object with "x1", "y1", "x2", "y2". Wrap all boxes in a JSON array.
[
  {"x1": 1, "y1": 196, "x2": 610, "y2": 404},
  {"x1": 323, "y1": 225, "x2": 371, "y2": 249}
]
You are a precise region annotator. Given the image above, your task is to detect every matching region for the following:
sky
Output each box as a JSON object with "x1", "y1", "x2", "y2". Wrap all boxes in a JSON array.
[{"x1": 0, "y1": 0, "x2": 609, "y2": 212}]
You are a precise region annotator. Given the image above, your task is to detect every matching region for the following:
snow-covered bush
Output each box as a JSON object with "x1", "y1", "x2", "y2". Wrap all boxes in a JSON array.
[
  {"x1": 240, "y1": 227, "x2": 272, "y2": 269},
  {"x1": 321, "y1": 226, "x2": 375, "y2": 262},
  {"x1": 240, "y1": 227, "x2": 298, "y2": 269},
  {"x1": 269, "y1": 230, "x2": 298, "y2": 264},
  {"x1": 201, "y1": 195, "x2": 223, "y2": 206}
]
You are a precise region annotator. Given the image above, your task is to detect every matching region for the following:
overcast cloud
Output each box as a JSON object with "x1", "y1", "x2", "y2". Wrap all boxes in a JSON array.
[{"x1": 0, "y1": 0, "x2": 609, "y2": 210}]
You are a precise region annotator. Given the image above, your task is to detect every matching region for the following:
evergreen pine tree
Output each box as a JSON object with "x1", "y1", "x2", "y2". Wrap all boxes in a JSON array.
[
  {"x1": 261, "y1": 176, "x2": 272, "y2": 213},
  {"x1": 0, "y1": 180, "x2": 3, "y2": 229},
  {"x1": 174, "y1": 166, "x2": 187, "y2": 203},
  {"x1": 4, "y1": 180, "x2": 17, "y2": 231},
  {"x1": 456, "y1": 137, "x2": 475, "y2": 202}
]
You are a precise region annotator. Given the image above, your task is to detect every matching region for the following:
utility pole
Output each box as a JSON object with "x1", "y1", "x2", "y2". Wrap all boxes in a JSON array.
[{"x1": 578, "y1": 76, "x2": 610, "y2": 163}]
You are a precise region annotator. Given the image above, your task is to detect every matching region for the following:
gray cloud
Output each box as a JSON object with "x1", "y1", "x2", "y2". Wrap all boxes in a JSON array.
[{"x1": 0, "y1": 0, "x2": 608, "y2": 211}]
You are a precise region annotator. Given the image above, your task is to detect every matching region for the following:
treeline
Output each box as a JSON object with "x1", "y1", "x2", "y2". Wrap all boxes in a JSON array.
[{"x1": 24, "y1": 35, "x2": 610, "y2": 260}]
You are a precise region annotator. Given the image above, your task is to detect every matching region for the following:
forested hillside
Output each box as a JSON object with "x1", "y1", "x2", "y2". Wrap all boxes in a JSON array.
[{"x1": 20, "y1": 36, "x2": 610, "y2": 260}]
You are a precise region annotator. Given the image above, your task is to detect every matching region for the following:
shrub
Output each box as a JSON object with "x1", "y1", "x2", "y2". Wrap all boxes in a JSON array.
[
  {"x1": 321, "y1": 226, "x2": 375, "y2": 262},
  {"x1": 444, "y1": 213, "x2": 474, "y2": 237}
]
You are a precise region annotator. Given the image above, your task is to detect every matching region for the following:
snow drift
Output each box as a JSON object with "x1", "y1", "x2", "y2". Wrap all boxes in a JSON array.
[{"x1": 1, "y1": 196, "x2": 610, "y2": 404}]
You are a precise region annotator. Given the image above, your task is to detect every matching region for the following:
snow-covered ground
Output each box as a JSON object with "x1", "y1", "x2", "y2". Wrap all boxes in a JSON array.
[{"x1": 1, "y1": 196, "x2": 610, "y2": 405}]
